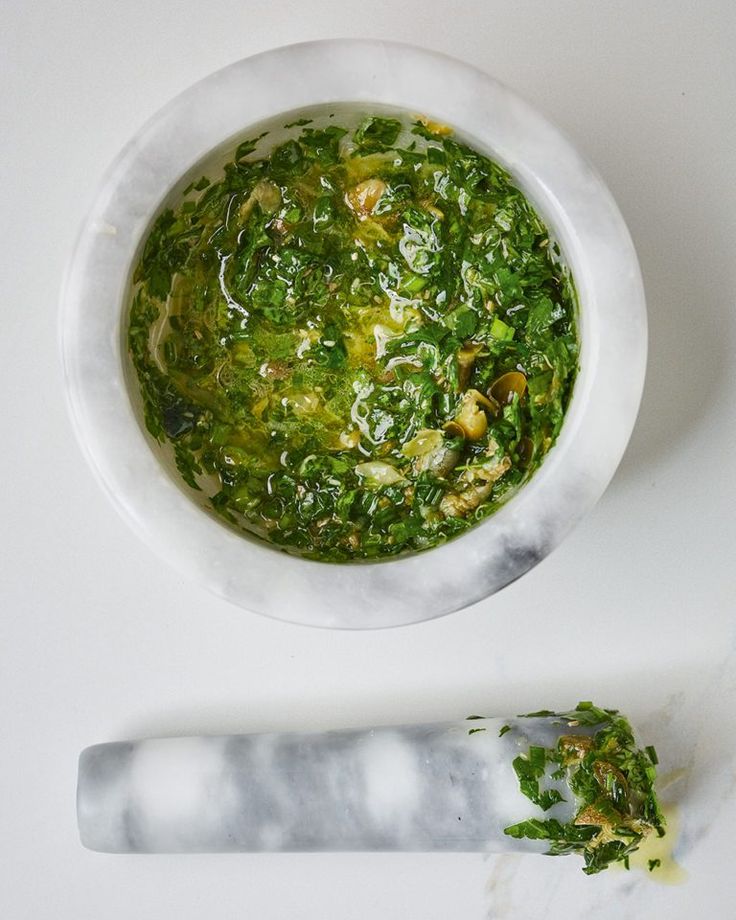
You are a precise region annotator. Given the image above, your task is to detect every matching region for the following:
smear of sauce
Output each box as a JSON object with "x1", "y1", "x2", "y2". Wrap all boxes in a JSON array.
[
  {"x1": 625, "y1": 802, "x2": 687, "y2": 884},
  {"x1": 611, "y1": 769, "x2": 688, "y2": 886}
]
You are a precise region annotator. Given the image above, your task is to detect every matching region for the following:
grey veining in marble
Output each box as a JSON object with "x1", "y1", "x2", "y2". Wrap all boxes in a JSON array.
[
  {"x1": 59, "y1": 40, "x2": 647, "y2": 627},
  {"x1": 77, "y1": 717, "x2": 581, "y2": 854}
]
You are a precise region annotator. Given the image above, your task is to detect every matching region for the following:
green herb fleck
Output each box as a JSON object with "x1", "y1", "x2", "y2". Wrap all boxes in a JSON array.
[{"x1": 235, "y1": 132, "x2": 268, "y2": 160}]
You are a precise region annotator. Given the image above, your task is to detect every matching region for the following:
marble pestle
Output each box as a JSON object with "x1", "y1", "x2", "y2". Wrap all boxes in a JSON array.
[{"x1": 79, "y1": 715, "x2": 587, "y2": 855}]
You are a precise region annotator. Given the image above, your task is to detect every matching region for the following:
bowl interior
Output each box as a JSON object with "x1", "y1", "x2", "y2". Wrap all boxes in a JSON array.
[{"x1": 121, "y1": 100, "x2": 588, "y2": 562}]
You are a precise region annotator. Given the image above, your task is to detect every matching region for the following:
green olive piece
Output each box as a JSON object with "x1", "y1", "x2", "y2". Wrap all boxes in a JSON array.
[
  {"x1": 515, "y1": 436, "x2": 534, "y2": 467},
  {"x1": 489, "y1": 371, "x2": 528, "y2": 406},
  {"x1": 457, "y1": 343, "x2": 484, "y2": 391},
  {"x1": 445, "y1": 389, "x2": 499, "y2": 441}
]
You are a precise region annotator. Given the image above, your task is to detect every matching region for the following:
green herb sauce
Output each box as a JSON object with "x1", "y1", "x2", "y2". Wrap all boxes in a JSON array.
[
  {"x1": 502, "y1": 702, "x2": 666, "y2": 875},
  {"x1": 128, "y1": 114, "x2": 579, "y2": 561}
]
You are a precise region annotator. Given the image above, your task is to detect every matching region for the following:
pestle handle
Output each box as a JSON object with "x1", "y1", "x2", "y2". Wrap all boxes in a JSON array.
[
  {"x1": 77, "y1": 704, "x2": 665, "y2": 873},
  {"x1": 78, "y1": 720, "x2": 541, "y2": 854}
]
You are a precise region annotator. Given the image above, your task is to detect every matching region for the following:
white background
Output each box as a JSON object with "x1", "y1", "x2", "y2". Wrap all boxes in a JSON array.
[{"x1": 2, "y1": 2, "x2": 735, "y2": 918}]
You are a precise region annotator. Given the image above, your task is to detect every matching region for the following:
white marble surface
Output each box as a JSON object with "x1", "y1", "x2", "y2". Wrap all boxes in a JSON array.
[{"x1": 2, "y1": 1, "x2": 735, "y2": 918}]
